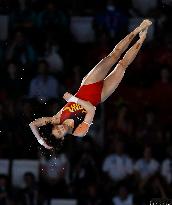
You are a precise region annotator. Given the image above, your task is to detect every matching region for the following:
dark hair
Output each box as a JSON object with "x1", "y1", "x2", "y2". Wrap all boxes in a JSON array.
[
  {"x1": 39, "y1": 123, "x2": 65, "y2": 151},
  {"x1": 46, "y1": 134, "x2": 64, "y2": 151},
  {"x1": 43, "y1": 126, "x2": 64, "y2": 150}
]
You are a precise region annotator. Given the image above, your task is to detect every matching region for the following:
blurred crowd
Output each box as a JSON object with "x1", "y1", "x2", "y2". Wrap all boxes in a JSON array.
[{"x1": 0, "y1": 0, "x2": 172, "y2": 205}]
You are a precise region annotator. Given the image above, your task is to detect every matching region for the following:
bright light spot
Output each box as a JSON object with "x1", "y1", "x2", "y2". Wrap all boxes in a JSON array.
[{"x1": 21, "y1": 77, "x2": 23, "y2": 80}]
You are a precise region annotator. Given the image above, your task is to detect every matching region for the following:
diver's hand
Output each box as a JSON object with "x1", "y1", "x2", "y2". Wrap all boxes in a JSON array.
[
  {"x1": 73, "y1": 122, "x2": 90, "y2": 137},
  {"x1": 63, "y1": 92, "x2": 73, "y2": 102}
]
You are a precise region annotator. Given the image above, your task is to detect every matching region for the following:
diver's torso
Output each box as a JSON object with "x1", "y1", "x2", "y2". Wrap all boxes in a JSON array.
[{"x1": 60, "y1": 102, "x2": 87, "y2": 131}]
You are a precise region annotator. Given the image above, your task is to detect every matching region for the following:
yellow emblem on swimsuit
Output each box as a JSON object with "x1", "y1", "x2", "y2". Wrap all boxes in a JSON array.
[{"x1": 63, "y1": 103, "x2": 86, "y2": 113}]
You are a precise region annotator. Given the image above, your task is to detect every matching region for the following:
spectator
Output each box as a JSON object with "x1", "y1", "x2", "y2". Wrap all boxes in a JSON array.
[
  {"x1": 15, "y1": 99, "x2": 38, "y2": 158},
  {"x1": 78, "y1": 183, "x2": 100, "y2": 205},
  {"x1": 0, "y1": 175, "x2": 12, "y2": 205},
  {"x1": 71, "y1": 152, "x2": 98, "y2": 187},
  {"x1": 161, "y1": 146, "x2": 172, "y2": 184},
  {"x1": 39, "y1": 152, "x2": 69, "y2": 197},
  {"x1": 28, "y1": 60, "x2": 60, "y2": 102},
  {"x1": 6, "y1": 30, "x2": 36, "y2": 64},
  {"x1": 19, "y1": 172, "x2": 44, "y2": 205},
  {"x1": 45, "y1": 41, "x2": 64, "y2": 73},
  {"x1": 9, "y1": 0, "x2": 36, "y2": 33},
  {"x1": 0, "y1": 102, "x2": 16, "y2": 157},
  {"x1": 116, "y1": 104, "x2": 133, "y2": 136},
  {"x1": 3, "y1": 62, "x2": 22, "y2": 99},
  {"x1": 150, "y1": 67, "x2": 172, "y2": 118},
  {"x1": 152, "y1": 67, "x2": 171, "y2": 91},
  {"x1": 37, "y1": 1, "x2": 68, "y2": 29},
  {"x1": 94, "y1": 0, "x2": 128, "y2": 39},
  {"x1": 102, "y1": 140, "x2": 133, "y2": 182},
  {"x1": 65, "y1": 65, "x2": 82, "y2": 93},
  {"x1": 88, "y1": 31, "x2": 111, "y2": 67},
  {"x1": 134, "y1": 146, "x2": 159, "y2": 179},
  {"x1": 112, "y1": 184, "x2": 133, "y2": 205},
  {"x1": 136, "y1": 174, "x2": 170, "y2": 204},
  {"x1": 37, "y1": 1, "x2": 69, "y2": 41}
]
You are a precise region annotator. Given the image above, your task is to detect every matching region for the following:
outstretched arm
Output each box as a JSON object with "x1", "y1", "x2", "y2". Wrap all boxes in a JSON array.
[
  {"x1": 63, "y1": 92, "x2": 96, "y2": 137},
  {"x1": 29, "y1": 114, "x2": 61, "y2": 149}
]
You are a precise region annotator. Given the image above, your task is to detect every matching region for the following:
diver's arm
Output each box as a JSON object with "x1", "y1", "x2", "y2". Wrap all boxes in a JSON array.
[
  {"x1": 30, "y1": 117, "x2": 53, "y2": 127},
  {"x1": 29, "y1": 120, "x2": 52, "y2": 149},
  {"x1": 73, "y1": 110, "x2": 95, "y2": 137},
  {"x1": 29, "y1": 113, "x2": 61, "y2": 149},
  {"x1": 29, "y1": 124, "x2": 52, "y2": 149}
]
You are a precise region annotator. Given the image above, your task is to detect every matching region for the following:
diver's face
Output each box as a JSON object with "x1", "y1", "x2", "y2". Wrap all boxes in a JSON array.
[{"x1": 52, "y1": 124, "x2": 68, "y2": 139}]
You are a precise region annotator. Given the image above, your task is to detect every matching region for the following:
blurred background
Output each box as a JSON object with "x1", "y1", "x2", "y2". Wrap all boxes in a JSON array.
[{"x1": 0, "y1": 0, "x2": 172, "y2": 204}]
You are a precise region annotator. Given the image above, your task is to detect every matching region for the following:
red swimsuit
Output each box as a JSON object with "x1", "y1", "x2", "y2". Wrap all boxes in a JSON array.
[{"x1": 60, "y1": 81, "x2": 104, "y2": 130}]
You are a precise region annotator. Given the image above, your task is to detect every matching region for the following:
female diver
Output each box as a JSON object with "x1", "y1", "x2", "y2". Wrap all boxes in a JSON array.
[{"x1": 29, "y1": 19, "x2": 152, "y2": 149}]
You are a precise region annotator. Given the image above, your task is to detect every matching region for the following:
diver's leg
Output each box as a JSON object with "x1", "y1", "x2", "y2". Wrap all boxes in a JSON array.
[
  {"x1": 101, "y1": 29, "x2": 148, "y2": 102},
  {"x1": 81, "y1": 20, "x2": 152, "y2": 85}
]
